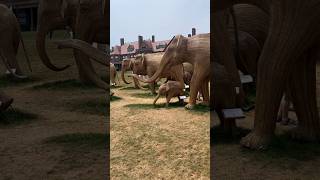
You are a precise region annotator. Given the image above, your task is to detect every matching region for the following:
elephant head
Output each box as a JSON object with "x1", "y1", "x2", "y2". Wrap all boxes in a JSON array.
[
  {"x1": 75, "y1": 0, "x2": 108, "y2": 43},
  {"x1": 131, "y1": 54, "x2": 147, "y2": 75},
  {"x1": 36, "y1": 0, "x2": 77, "y2": 71}
]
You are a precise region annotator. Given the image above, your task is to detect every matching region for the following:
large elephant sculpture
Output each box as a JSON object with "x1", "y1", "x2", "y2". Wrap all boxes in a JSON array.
[
  {"x1": 131, "y1": 52, "x2": 194, "y2": 95},
  {"x1": 0, "y1": 4, "x2": 31, "y2": 79},
  {"x1": 213, "y1": 0, "x2": 320, "y2": 149},
  {"x1": 121, "y1": 58, "x2": 147, "y2": 89},
  {"x1": 133, "y1": 34, "x2": 210, "y2": 109},
  {"x1": 36, "y1": 0, "x2": 109, "y2": 90}
]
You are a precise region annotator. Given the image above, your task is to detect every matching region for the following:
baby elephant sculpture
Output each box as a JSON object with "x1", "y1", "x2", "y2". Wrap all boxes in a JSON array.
[{"x1": 153, "y1": 81, "x2": 184, "y2": 107}]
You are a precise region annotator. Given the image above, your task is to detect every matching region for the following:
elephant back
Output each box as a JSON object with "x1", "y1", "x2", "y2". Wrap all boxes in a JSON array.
[{"x1": 229, "y1": 4, "x2": 269, "y2": 49}]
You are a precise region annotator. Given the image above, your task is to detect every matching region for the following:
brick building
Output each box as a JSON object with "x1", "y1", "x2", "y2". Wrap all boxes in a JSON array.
[
  {"x1": 0, "y1": 0, "x2": 38, "y2": 31},
  {"x1": 111, "y1": 28, "x2": 197, "y2": 70}
]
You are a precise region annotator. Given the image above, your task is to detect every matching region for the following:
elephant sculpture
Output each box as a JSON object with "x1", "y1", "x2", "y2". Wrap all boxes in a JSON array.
[
  {"x1": 130, "y1": 52, "x2": 194, "y2": 95},
  {"x1": 0, "y1": 91, "x2": 13, "y2": 112},
  {"x1": 153, "y1": 81, "x2": 184, "y2": 107},
  {"x1": 214, "y1": 0, "x2": 320, "y2": 149},
  {"x1": 133, "y1": 34, "x2": 210, "y2": 109},
  {"x1": 121, "y1": 58, "x2": 146, "y2": 89},
  {"x1": 37, "y1": 0, "x2": 109, "y2": 90},
  {"x1": 110, "y1": 63, "x2": 119, "y2": 86},
  {"x1": 0, "y1": 4, "x2": 31, "y2": 79}
]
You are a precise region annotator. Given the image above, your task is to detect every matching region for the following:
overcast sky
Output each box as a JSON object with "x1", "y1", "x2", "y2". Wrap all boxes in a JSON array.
[{"x1": 110, "y1": 0, "x2": 210, "y2": 46}]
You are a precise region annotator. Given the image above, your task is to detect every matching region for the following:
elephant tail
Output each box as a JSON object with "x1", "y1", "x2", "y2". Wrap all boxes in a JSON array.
[{"x1": 20, "y1": 31, "x2": 32, "y2": 72}]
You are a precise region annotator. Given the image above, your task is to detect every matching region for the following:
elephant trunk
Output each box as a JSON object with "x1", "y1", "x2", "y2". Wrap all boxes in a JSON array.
[
  {"x1": 55, "y1": 39, "x2": 110, "y2": 90},
  {"x1": 54, "y1": 39, "x2": 109, "y2": 66},
  {"x1": 121, "y1": 66, "x2": 131, "y2": 84},
  {"x1": 36, "y1": 22, "x2": 71, "y2": 71},
  {"x1": 132, "y1": 75, "x2": 148, "y2": 90}
]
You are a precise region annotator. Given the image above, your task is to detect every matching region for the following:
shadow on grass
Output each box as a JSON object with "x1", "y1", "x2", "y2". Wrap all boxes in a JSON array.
[
  {"x1": 131, "y1": 92, "x2": 156, "y2": 98},
  {"x1": 71, "y1": 99, "x2": 107, "y2": 116},
  {"x1": 119, "y1": 86, "x2": 139, "y2": 91},
  {"x1": 241, "y1": 134, "x2": 320, "y2": 162},
  {"x1": 44, "y1": 133, "x2": 108, "y2": 150},
  {"x1": 210, "y1": 125, "x2": 251, "y2": 145},
  {"x1": 212, "y1": 125, "x2": 320, "y2": 163},
  {"x1": 111, "y1": 85, "x2": 123, "y2": 89},
  {"x1": 110, "y1": 96, "x2": 122, "y2": 102},
  {"x1": 0, "y1": 75, "x2": 38, "y2": 87},
  {"x1": 32, "y1": 79, "x2": 97, "y2": 91},
  {"x1": 125, "y1": 102, "x2": 210, "y2": 114},
  {"x1": 0, "y1": 108, "x2": 38, "y2": 126},
  {"x1": 124, "y1": 101, "x2": 185, "y2": 110}
]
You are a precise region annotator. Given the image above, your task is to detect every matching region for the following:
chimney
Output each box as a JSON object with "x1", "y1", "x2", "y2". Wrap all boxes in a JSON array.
[
  {"x1": 120, "y1": 38, "x2": 124, "y2": 46},
  {"x1": 188, "y1": 34, "x2": 191, "y2": 37},
  {"x1": 152, "y1": 35, "x2": 155, "y2": 43},
  {"x1": 192, "y1": 28, "x2": 196, "y2": 36},
  {"x1": 138, "y1": 35, "x2": 143, "y2": 49}
]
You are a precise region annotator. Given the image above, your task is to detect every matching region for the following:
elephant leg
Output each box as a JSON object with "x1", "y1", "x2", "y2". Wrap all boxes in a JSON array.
[
  {"x1": 200, "y1": 79, "x2": 210, "y2": 106},
  {"x1": 185, "y1": 69, "x2": 206, "y2": 110},
  {"x1": 240, "y1": 50, "x2": 290, "y2": 149},
  {"x1": 74, "y1": 52, "x2": 109, "y2": 90},
  {"x1": 149, "y1": 82, "x2": 156, "y2": 95},
  {"x1": 166, "y1": 94, "x2": 173, "y2": 107},
  {"x1": 133, "y1": 77, "x2": 140, "y2": 88},
  {"x1": 3, "y1": 47, "x2": 23, "y2": 76},
  {"x1": 289, "y1": 56, "x2": 320, "y2": 141}
]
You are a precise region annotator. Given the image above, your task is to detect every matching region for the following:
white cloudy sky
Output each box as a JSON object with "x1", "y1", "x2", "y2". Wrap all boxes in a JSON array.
[{"x1": 110, "y1": 0, "x2": 210, "y2": 46}]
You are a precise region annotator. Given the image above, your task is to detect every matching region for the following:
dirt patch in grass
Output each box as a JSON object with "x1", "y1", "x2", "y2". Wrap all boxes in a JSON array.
[
  {"x1": 45, "y1": 133, "x2": 108, "y2": 149},
  {"x1": 70, "y1": 99, "x2": 107, "y2": 116}
]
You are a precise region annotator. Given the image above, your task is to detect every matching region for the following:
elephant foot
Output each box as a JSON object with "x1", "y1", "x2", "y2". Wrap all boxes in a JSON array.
[
  {"x1": 290, "y1": 127, "x2": 319, "y2": 142},
  {"x1": 240, "y1": 131, "x2": 272, "y2": 150},
  {"x1": 185, "y1": 103, "x2": 195, "y2": 110}
]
